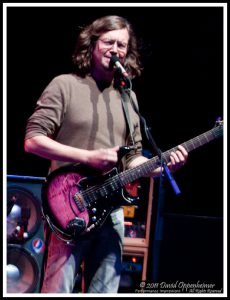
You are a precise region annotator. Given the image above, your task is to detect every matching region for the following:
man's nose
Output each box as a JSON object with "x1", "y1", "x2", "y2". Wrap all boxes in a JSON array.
[{"x1": 110, "y1": 42, "x2": 118, "y2": 53}]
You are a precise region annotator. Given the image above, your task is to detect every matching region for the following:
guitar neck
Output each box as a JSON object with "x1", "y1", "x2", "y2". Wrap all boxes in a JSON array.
[{"x1": 118, "y1": 125, "x2": 223, "y2": 186}]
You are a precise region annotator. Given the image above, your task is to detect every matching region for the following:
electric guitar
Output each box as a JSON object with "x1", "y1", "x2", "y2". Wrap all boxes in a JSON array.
[{"x1": 42, "y1": 120, "x2": 223, "y2": 242}]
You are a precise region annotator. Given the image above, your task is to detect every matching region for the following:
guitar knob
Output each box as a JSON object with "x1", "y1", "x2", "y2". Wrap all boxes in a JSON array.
[
  {"x1": 92, "y1": 208, "x2": 97, "y2": 214},
  {"x1": 92, "y1": 216, "x2": 97, "y2": 222}
]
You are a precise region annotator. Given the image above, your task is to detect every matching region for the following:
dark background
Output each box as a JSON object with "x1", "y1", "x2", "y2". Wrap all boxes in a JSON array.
[
  {"x1": 7, "y1": 6, "x2": 224, "y2": 218},
  {"x1": 6, "y1": 5, "x2": 224, "y2": 290}
]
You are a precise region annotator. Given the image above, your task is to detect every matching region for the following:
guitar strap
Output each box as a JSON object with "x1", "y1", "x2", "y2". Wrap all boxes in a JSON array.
[
  {"x1": 120, "y1": 87, "x2": 160, "y2": 158},
  {"x1": 120, "y1": 88, "x2": 135, "y2": 146}
]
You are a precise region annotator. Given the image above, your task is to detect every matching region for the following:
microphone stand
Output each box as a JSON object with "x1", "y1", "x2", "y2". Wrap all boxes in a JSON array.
[
  {"x1": 126, "y1": 89, "x2": 181, "y2": 195},
  {"x1": 141, "y1": 117, "x2": 181, "y2": 195}
]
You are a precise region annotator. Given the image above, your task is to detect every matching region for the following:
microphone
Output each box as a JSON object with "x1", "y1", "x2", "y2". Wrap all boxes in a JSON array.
[{"x1": 110, "y1": 55, "x2": 129, "y2": 78}]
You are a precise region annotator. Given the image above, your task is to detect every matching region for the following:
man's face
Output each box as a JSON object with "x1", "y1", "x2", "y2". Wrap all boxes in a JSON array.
[{"x1": 92, "y1": 28, "x2": 129, "y2": 76}]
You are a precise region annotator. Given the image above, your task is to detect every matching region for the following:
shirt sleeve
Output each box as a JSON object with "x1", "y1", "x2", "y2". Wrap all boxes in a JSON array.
[{"x1": 25, "y1": 76, "x2": 68, "y2": 140}]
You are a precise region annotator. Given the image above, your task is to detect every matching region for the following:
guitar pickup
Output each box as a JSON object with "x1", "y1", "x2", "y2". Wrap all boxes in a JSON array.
[{"x1": 73, "y1": 193, "x2": 86, "y2": 212}]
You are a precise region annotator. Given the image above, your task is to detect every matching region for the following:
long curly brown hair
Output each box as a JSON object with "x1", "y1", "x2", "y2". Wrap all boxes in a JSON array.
[{"x1": 72, "y1": 15, "x2": 143, "y2": 78}]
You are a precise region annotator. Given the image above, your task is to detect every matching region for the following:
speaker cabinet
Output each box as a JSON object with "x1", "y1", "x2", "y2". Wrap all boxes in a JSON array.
[{"x1": 7, "y1": 175, "x2": 46, "y2": 293}]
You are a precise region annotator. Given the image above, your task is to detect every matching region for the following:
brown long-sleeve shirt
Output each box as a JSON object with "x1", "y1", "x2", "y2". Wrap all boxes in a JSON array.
[{"x1": 25, "y1": 73, "x2": 143, "y2": 171}]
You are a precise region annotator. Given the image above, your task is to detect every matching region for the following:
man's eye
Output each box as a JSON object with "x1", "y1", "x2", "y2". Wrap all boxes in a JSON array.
[
  {"x1": 118, "y1": 43, "x2": 126, "y2": 49},
  {"x1": 104, "y1": 40, "x2": 113, "y2": 45}
]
